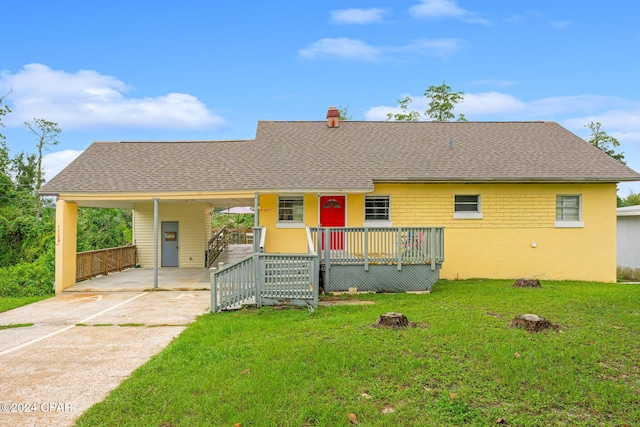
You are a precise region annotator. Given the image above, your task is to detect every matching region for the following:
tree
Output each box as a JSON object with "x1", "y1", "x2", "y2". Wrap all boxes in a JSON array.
[
  {"x1": 0, "y1": 91, "x2": 11, "y2": 176},
  {"x1": 24, "y1": 118, "x2": 61, "y2": 192},
  {"x1": 424, "y1": 82, "x2": 466, "y2": 122},
  {"x1": 386, "y1": 96, "x2": 421, "y2": 121},
  {"x1": 618, "y1": 191, "x2": 640, "y2": 207},
  {"x1": 387, "y1": 82, "x2": 466, "y2": 122},
  {"x1": 24, "y1": 118, "x2": 61, "y2": 219},
  {"x1": 11, "y1": 152, "x2": 38, "y2": 192},
  {"x1": 585, "y1": 121, "x2": 625, "y2": 164},
  {"x1": 338, "y1": 105, "x2": 353, "y2": 121}
]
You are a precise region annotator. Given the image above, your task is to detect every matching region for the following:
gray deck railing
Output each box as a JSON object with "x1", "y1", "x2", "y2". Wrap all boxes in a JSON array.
[
  {"x1": 309, "y1": 227, "x2": 444, "y2": 271},
  {"x1": 211, "y1": 247, "x2": 319, "y2": 313}
]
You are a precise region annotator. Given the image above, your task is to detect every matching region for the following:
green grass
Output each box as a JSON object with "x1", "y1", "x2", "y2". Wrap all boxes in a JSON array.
[
  {"x1": 0, "y1": 322, "x2": 33, "y2": 330},
  {"x1": 76, "y1": 280, "x2": 640, "y2": 426},
  {"x1": 0, "y1": 295, "x2": 51, "y2": 313}
]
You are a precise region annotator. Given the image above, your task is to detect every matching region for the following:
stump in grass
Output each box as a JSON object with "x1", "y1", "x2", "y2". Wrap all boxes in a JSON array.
[
  {"x1": 373, "y1": 312, "x2": 411, "y2": 329},
  {"x1": 513, "y1": 278, "x2": 542, "y2": 288},
  {"x1": 510, "y1": 314, "x2": 559, "y2": 332}
]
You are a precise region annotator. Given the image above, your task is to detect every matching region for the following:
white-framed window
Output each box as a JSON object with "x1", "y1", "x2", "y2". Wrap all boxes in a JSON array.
[
  {"x1": 453, "y1": 195, "x2": 483, "y2": 219},
  {"x1": 555, "y1": 195, "x2": 583, "y2": 228},
  {"x1": 364, "y1": 195, "x2": 391, "y2": 226},
  {"x1": 277, "y1": 196, "x2": 305, "y2": 228}
]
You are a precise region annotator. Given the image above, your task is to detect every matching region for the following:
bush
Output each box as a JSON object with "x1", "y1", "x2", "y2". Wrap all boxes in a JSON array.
[
  {"x1": 0, "y1": 254, "x2": 55, "y2": 297},
  {"x1": 617, "y1": 266, "x2": 640, "y2": 282}
]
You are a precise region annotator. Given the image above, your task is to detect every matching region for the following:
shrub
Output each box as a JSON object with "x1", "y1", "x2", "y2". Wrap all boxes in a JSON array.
[{"x1": 0, "y1": 254, "x2": 55, "y2": 297}]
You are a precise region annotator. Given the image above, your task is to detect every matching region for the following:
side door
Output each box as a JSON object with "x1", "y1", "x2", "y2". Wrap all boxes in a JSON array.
[{"x1": 161, "y1": 221, "x2": 179, "y2": 267}]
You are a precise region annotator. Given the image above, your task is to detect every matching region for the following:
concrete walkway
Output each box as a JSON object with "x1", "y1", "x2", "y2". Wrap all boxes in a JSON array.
[{"x1": 0, "y1": 291, "x2": 210, "y2": 426}]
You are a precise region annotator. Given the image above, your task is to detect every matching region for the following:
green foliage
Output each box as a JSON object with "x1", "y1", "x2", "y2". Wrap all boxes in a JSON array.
[
  {"x1": 386, "y1": 96, "x2": 421, "y2": 121},
  {"x1": 424, "y1": 82, "x2": 467, "y2": 122},
  {"x1": 0, "y1": 90, "x2": 10, "y2": 142},
  {"x1": 0, "y1": 206, "x2": 55, "y2": 267},
  {"x1": 77, "y1": 208, "x2": 133, "y2": 252},
  {"x1": 586, "y1": 121, "x2": 625, "y2": 164},
  {"x1": 11, "y1": 151, "x2": 38, "y2": 193},
  {"x1": 24, "y1": 118, "x2": 61, "y2": 192},
  {"x1": 211, "y1": 209, "x2": 254, "y2": 230},
  {"x1": 618, "y1": 191, "x2": 640, "y2": 207},
  {"x1": 0, "y1": 253, "x2": 55, "y2": 297},
  {"x1": 338, "y1": 105, "x2": 353, "y2": 121},
  {"x1": 387, "y1": 82, "x2": 467, "y2": 122}
]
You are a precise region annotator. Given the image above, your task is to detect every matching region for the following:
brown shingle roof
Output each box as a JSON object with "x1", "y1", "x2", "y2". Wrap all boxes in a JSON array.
[{"x1": 40, "y1": 121, "x2": 640, "y2": 195}]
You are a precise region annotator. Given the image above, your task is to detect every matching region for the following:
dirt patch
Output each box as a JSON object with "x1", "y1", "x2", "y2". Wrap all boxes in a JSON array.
[
  {"x1": 513, "y1": 279, "x2": 542, "y2": 288},
  {"x1": 319, "y1": 300, "x2": 375, "y2": 306},
  {"x1": 510, "y1": 313, "x2": 560, "y2": 332}
]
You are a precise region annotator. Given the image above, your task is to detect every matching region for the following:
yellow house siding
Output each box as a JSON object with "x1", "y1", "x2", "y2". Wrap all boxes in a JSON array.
[
  {"x1": 133, "y1": 201, "x2": 208, "y2": 268},
  {"x1": 255, "y1": 183, "x2": 616, "y2": 281},
  {"x1": 259, "y1": 194, "x2": 319, "y2": 253},
  {"x1": 374, "y1": 182, "x2": 616, "y2": 282}
]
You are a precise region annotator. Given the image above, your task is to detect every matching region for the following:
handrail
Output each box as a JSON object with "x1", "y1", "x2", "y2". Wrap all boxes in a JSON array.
[
  {"x1": 306, "y1": 227, "x2": 316, "y2": 254},
  {"x1": 76, "y1": 245, "x2": 136, "y2": 282},
  {"x1": 206, "y1": 226, "x2": 228, "y2": 267},
  {"x1": 211, "y1": 252, "x2": 319, "y2": 312},
  {"x1": 309, "y1": 227, "x2": 445, "y2": 270}
]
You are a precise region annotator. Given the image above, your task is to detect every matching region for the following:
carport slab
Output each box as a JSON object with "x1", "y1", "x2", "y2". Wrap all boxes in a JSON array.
[{"x1": 0, "y1": 291, "x2": 210, "y2": 426}]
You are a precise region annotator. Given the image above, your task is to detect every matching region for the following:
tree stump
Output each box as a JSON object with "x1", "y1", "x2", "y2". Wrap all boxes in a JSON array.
[
  {"x1": 373, "y1": 312, "x2": 411, "y2": 329},
  {"x1": 513, "y1": 278, "x2": 542, "y2": 288},
  {"x1": 510, "y1": 314, "x2": 558, "y2": 332}
]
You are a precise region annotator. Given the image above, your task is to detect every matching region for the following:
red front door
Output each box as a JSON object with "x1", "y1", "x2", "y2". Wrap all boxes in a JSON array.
[{"x1": 320, "y1": 196, "x2": 345, "y2": 250}]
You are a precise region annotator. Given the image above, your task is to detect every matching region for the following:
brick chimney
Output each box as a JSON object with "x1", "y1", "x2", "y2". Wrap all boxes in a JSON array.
[{"x1": 326, "y1": 106, "x2": 340, "y2": 128}]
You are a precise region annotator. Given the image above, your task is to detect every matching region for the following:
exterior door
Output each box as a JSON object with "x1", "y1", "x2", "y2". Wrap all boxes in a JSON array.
[
  {"x1": 161, "y1": 222, "x2": 179, "y2": 267},
  {"x1": 320, "y1": 196, "x2": 345, "y2": 250}
]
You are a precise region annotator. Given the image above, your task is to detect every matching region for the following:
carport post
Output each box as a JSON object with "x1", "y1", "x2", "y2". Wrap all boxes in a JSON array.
[
  {"x1": 254, "y1": 193, "x2": 259, "y2": 227},
  {"x1": 153, "y1": 198, "x2": 159, "y2": 289}
]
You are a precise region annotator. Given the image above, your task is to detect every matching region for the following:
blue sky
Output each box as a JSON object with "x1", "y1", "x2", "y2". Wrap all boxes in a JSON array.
[{"x1": 2, "y1": 0, "x2": 640, "y2": 195}]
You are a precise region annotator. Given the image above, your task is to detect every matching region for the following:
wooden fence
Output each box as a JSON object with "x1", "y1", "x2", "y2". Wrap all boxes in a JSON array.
[{"x1": 76, "y1": 245, "x2": 137, "y2": 282}]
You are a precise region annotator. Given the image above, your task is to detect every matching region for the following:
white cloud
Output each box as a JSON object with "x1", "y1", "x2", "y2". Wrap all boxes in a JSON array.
[
  {"x1": 551, "y1": 21, "x2": 571, "y2": 29},
  {"x1": 460, "y1": 92, "x2": 526, "y2": 115},
  {"x1": 42, "y1": 149, "x2": 83, "y2": 183},
  {"x1": 394, "y1": 38, "x2": 465, "y2": 57},
  {"x1": 299, "y1": 37, "x2": 464, "y2": 61},
  {"x1": 330, "y1": 8, "x2": 387, "y2": 24},
  {"x1": 409, "y1": 0, "x2": 490, "y2": 25},
  {"x1": 299, "y1": 38, "x2": 382, "y2": 61},
  {"x1": 0, "y1": 64, "x2": 226, "y2": 130}
]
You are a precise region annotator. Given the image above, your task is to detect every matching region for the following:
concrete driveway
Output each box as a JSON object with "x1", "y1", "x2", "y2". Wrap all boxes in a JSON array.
[{"x1": 0, "y1": 290, "x2": 211, "y2": 427}]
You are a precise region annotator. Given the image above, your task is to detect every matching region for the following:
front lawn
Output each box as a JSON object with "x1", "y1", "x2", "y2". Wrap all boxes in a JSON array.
[{"x1": 76, "y1": 280, "x2": 640, "y2": 426}]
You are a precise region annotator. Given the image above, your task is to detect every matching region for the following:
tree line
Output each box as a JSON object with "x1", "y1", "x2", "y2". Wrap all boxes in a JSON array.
[{"x1": 0, "y1": 92, "x2": 132, "y2": 297}]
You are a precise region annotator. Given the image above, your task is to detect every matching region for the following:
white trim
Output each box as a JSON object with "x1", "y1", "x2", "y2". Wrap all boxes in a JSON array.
[
  {"x1": 555, "y1": 220, "x2": 584, "y2": 228},
  {"x1": 276, "y1": 222, "x2": 306, "y2": 229},
  {"x1": 364, "y1": 220, "x2": 393, "y2": 227},
  {"x1": 453, "y1": 212, "x2": 484, "y2": 219}
]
